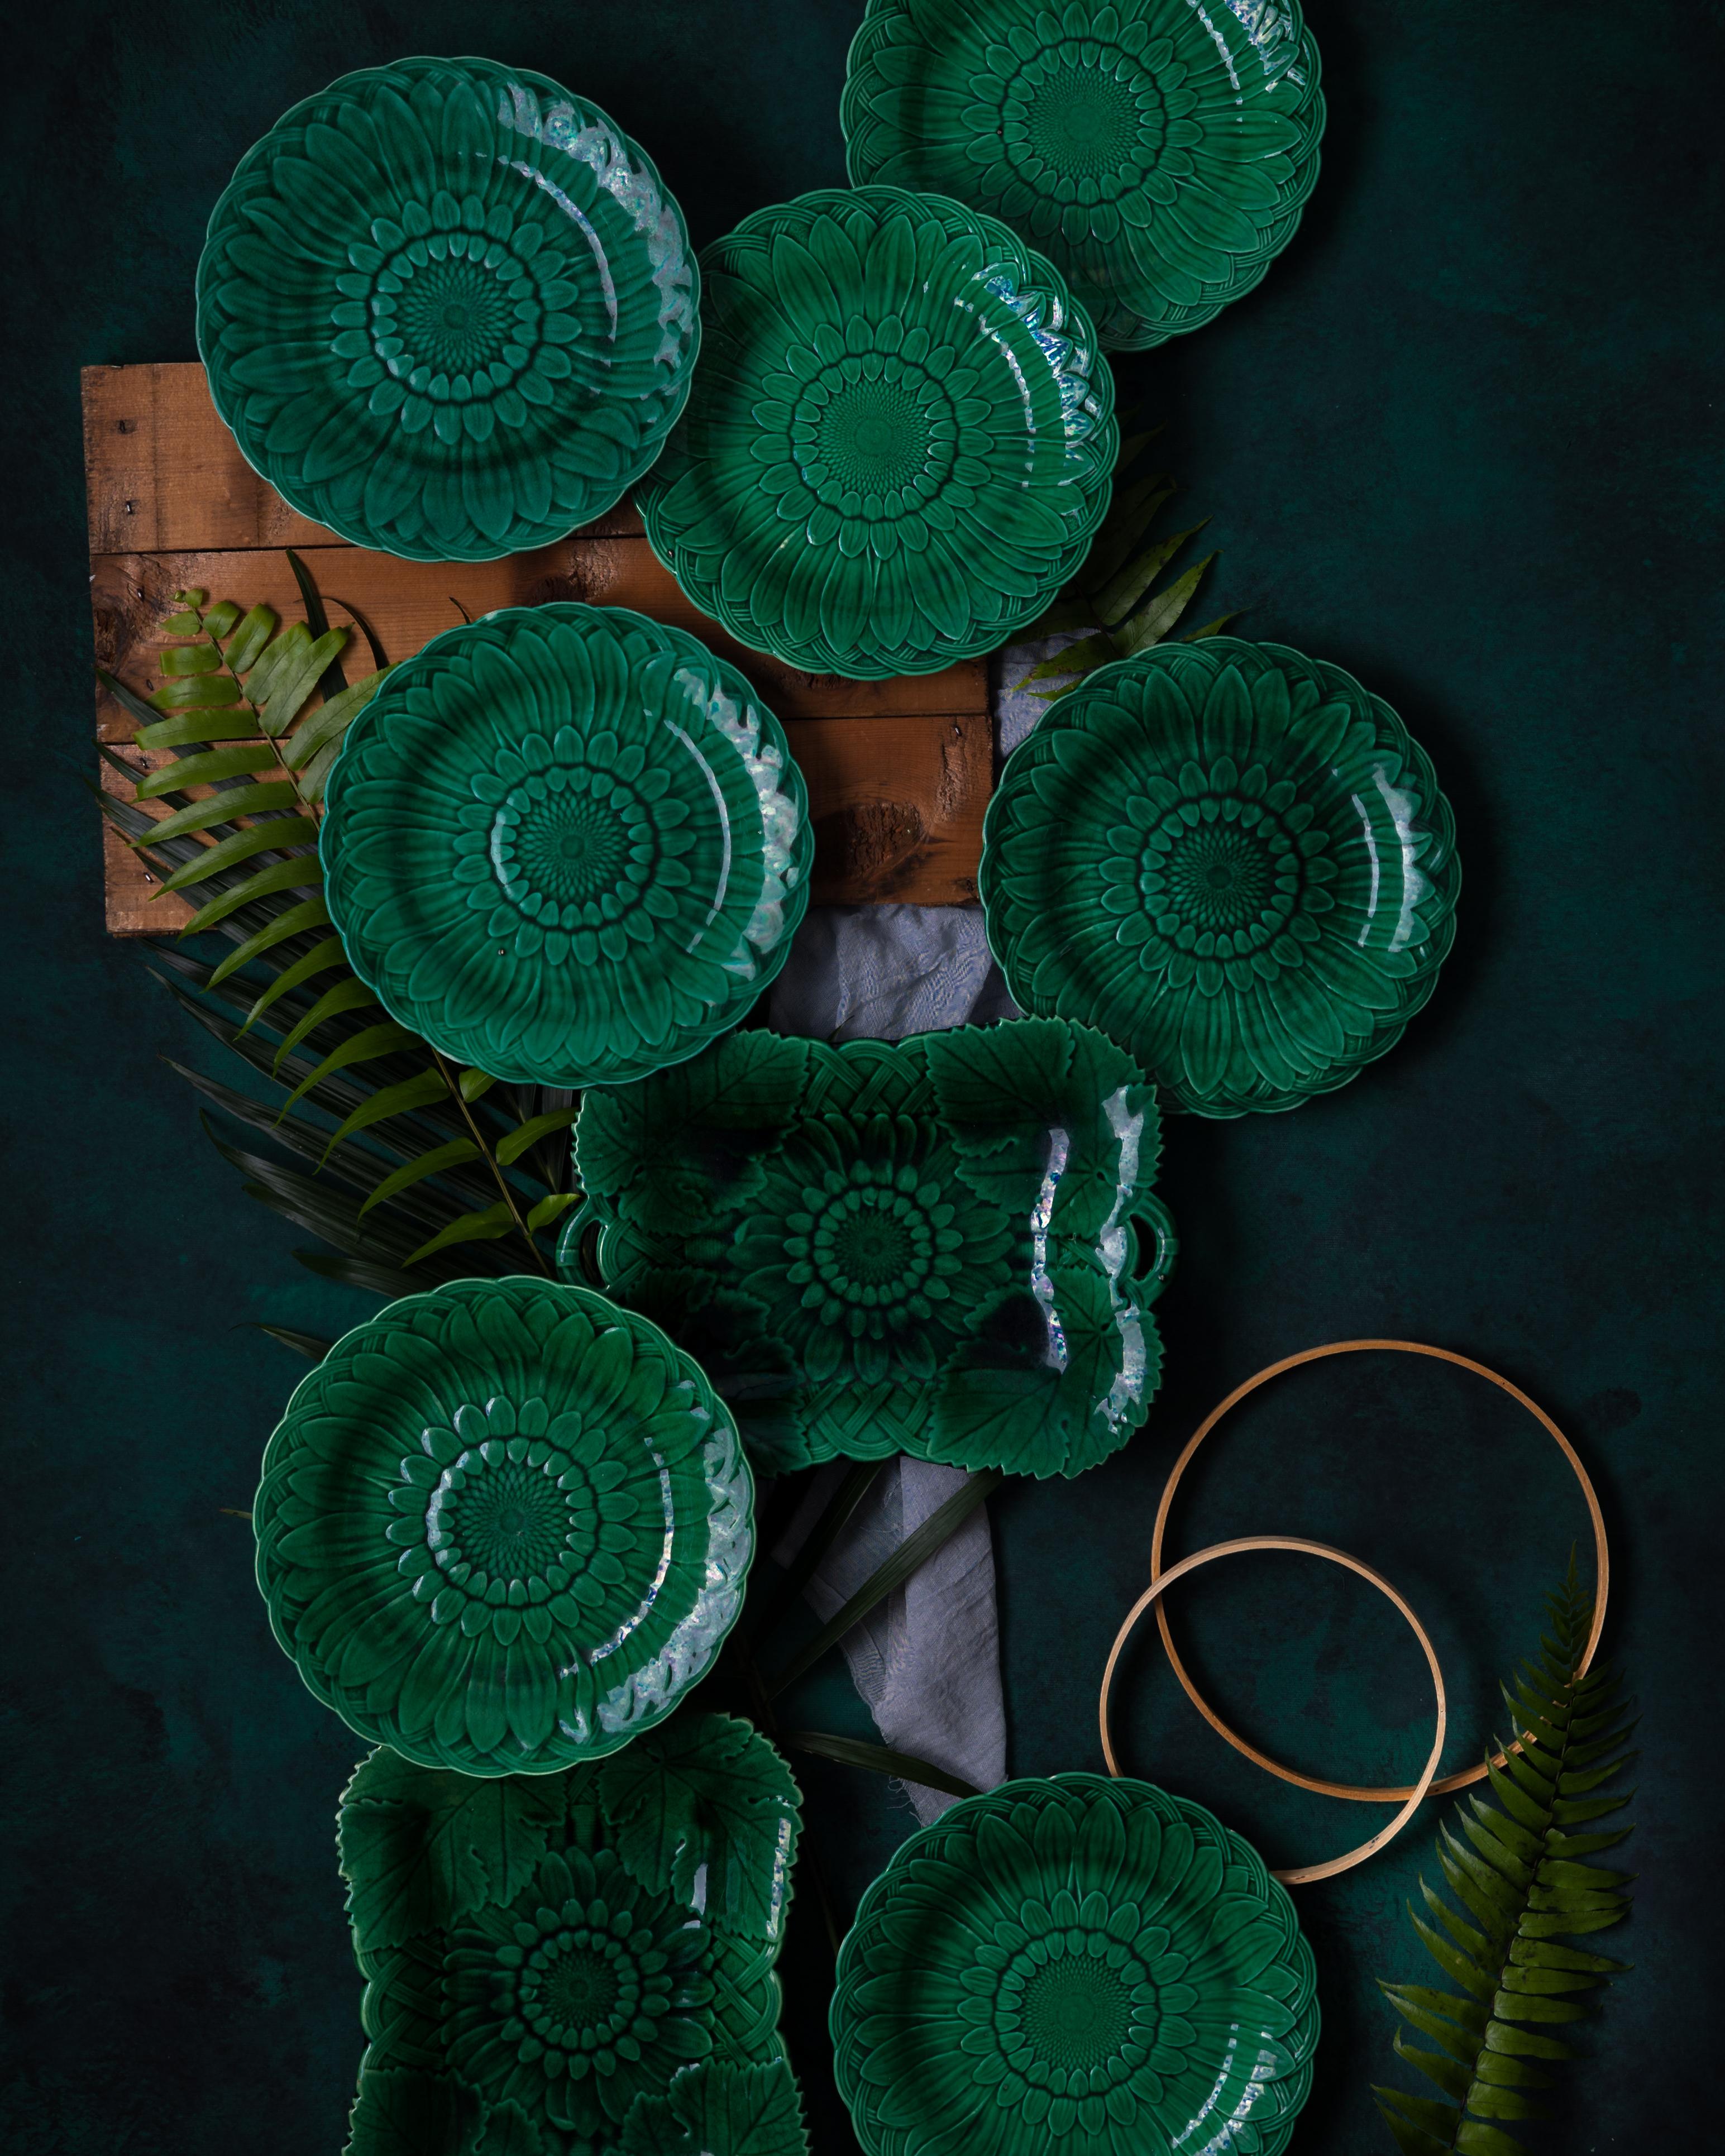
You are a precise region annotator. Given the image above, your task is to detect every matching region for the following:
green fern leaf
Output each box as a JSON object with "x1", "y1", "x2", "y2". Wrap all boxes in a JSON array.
[
  {"x1": 110, "y1": 570, "x2": 574, "y2": 1300},
  {"x1": 146, "y1": 673, "x2": 247, "y2": 711},
  {"x1": 241, "y1": 622, "x2": 315, "y2": 713},
  {"x1": 1092, "y1": 519, "x2": 1210, "y2": 628},
  {"x1": 526, "y1": 1192, "x2": 581, "y2": 1231},
  {"x1": 1114, "y1": 552, "x2": 1216, "y2": 654},
  {"x1": 206, "y1": 897, "x2": 332, "y2": 986},
  {"x1": 129, "y1": 782, "x2": 299, "y2": 846},
  {"x1": 495, "y1": 1107, "x2": 579, "y2": 1165},
  {"x1": 222, "y1": 604, "x2": 279, "y2": 672},
  {"x1": 1020, "y1": 630, "x2": 1118, "y2": 685},
  {"x1": 134, "y1": 743, "x2": 278, "y2": 797},
  {"x1": 279, "y1": 666, "x2": 393, "y2": 771},
  {"x1": 404, "y1": 1202, "x2": 517, "y2": 1268},
  {"x1": 271, "y1": 976, "x2": 380, "y2": 1070},
  {"x1": 321, "y1": 1069, "x2": 451, "y2": 1156},
  {"x1": 240, "y1": 938, "x2": 349, "y2": 1032},
  {"x1": 155, "y1": 816, "x2": 318, "y2": 893},
  {"x1": 1375, "y1": 1557, "x2": 1633, "y2": 2150},
  {"x1": 135, "y1": 709, "x2": 262, "y2": 749},
  {"x1": 1374, "y1": 2086, "x2": 1463, "y2": 2154},
  {"x1": 279, "y1": 1022, "x2": 421, "y2": 1115},
  {"x1": 259, "y1": 627, "x2": 350, "y2": 737},
  {"x1": 178, "y1": 856, "x2": 323, "y2": 938},
  {"x1": 359, "y1": 1139, "x2": 483, "y2": 1218}
]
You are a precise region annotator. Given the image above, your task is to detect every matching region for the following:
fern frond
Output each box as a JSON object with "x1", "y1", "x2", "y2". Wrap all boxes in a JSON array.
[
  {"x1": 1376, "y1": 1553, "x2": 1634, "y2": 2149},
  {"x1": 1015, "y1": 413, "x2": 1229, "y2": 694},
  {"x1": 105, "y1": 568, "x2": 589, "y2": 1296}
]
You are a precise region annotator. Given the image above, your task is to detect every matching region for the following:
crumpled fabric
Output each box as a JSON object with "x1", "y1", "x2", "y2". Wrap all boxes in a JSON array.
[{"x1": 754, "y1": 642, "x2": 1077, "y2": 1818}]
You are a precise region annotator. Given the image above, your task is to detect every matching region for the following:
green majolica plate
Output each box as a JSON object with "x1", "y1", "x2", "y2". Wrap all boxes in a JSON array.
[
  {"x1": 841, "y1": 0, "x2": 1323, "y2": 352},
  {"x1": 560, "y1": 1020, "x2": 1175, "y2": 1479},
  {"x1": 979, "y1": 640, "x2": 1460, "y2": 1116},
  {"x1": 254, "y1": 1278, "x2": 754, "y2": 1776},
  {"x1": 336, "y1": 1719, "x2": 807, "y2": 2153},
  {"x1": 832, "y1": 1773, "x2": 1318, "y2": 2156},
  {"x1": 197, "y1": 56, "x2": 699, "y2": 561},
  {"x1": 321, "y1": 604, "x2": 811, "y2": 1089},
  {"x1": 636, "y1": 186, "x2": 1117, "y2": 680}
]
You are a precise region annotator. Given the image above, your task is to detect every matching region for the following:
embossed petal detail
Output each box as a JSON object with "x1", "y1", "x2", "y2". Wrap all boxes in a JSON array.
[
  {"x1": 198, "y1": 56, "x2": 699, "y2": 560},
  {"x1": 321, "y1": 604, "x2": 811, "y2": 1088},
  {"x1": 831, "y1": 1773, "x2": 1319, "y2": 2156},
  {"x1": 733, "y1": 1112, "x2": 1016, "y2": 1388},
  {"x1": 253, "y1": 1278, "x2": 754, "y2": 1774},
  {"x1": 444, "y1": 1845, "x2": 717, "y2": 2133},
  {"x1": 562, "y1": 1021, "x2": 1174, "y2": 1479},
  {"x1": 637, "y1": 186, "x2": 1117, "y2": 679},
  {"x1": 841, "y1": 0, "x2": 1324, "y2": 352},
  {"x1": 979, "y1": 639, "x2": 1460, "y2": 1116}
]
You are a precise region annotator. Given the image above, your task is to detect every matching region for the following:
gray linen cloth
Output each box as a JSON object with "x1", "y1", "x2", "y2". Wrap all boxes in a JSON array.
[{"x1": 753, "y1": 642, "x2": 1071, "y2": 1818}]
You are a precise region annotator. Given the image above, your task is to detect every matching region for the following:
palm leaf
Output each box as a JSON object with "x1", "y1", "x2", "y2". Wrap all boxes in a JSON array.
[
  {"x1": 103, "y1": 567, "x2": 587, "y2": 1298},
  {"x1": 1373, "y1": 1555, "x2": 1635, "y2": 2152}
]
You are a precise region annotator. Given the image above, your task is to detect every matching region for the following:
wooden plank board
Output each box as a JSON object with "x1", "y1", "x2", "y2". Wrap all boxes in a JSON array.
[{"x1": 85, "y1": 363, "x2": 993, "y2": 930}]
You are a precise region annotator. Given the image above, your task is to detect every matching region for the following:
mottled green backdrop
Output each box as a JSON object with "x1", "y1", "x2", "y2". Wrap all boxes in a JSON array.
[{"x1": 3, "y1": 2, "x2": 1719, "y2": 2150}]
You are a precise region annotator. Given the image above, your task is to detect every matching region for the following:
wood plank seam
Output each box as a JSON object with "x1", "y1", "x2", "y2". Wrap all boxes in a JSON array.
[{"x1": 84, "y1": 364, "x2": 994, "y2": 928}]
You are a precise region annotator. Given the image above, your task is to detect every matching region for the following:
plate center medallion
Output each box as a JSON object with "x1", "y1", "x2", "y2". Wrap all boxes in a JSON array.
[
  {"x1": 1019, "y1": 1953, "x2": 1135, "y2": 2071},
  {"x1": 1006, "y1": 54, "x2": 1164, "y2": 195}
]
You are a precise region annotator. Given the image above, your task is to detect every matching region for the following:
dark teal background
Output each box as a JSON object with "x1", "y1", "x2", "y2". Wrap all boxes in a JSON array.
[{"x1": 4, "y1": 2, "x2": 1719, "y2": 2149}]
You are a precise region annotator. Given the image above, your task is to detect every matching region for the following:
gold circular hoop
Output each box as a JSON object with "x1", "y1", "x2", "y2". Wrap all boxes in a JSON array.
[
  {"x1": 1151, "y1": 1340, "x2": 1608, "y2": 1803},
  {"x1": 1099, "y1": 1536, "x2": 1447, "y2": 1884}
]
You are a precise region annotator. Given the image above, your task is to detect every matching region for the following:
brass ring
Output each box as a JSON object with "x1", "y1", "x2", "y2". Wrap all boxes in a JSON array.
[
  {"x1": 1099, "y1": 1536, "x2": 1447, "y2": 1885},
  {"x1": 1151, "y1": 1340, "x2": 1608, "y2": 1803}
]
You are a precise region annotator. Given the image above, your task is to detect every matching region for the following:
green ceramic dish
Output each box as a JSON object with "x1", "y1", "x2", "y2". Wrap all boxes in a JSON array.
[
  {"x1": 336, "y1": 1719, "x2": 802, "y2": 2151},
  {"x1": 321, "y1": 604, "x2": 811, "y2": 1088},
  {"x1": 832, "y1": 1773, "x2": 1318, "y2": 2156},
  {"x1": 979, "y1": 639, "x2": 1460, "y2": 1116},
  {"x1": 560, "y1": 1020, "x2": 1176, "y2": 1479},
  {"x1": 636, "y1": 186, "x2": 1117, "y2": 680},
  {"x1": 254, "y1": 1278, "x2": 754, "y2": 1776},
  {"x1": 197, "y1": 56, "x2": 699, "y2": 561},
  {"x1": 841, "y1": 0, "x2": 1323, "y2": 352}
]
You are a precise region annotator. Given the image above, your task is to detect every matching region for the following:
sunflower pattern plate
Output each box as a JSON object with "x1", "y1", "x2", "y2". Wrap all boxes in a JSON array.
[
  {"x1": 637, "y1": 186, "x2": 1117, "y2": 679},
  {"x1": 560, "y1": 1020, "x2": 1176, "y2": 1479},
  {"x1": 254, "y1": 1278, "x2": 754, "y2": 1776},
  {"x1": 321, "y1": 604, "x2": 811, "y2": 1089},
  {"x1": 842, "y1": 0, "x2": 1323, "y2": 351},
  {"x1": 198, "y1": 56, "x2": 699, "y2": 561},
  {"x1": 831, "y1": 1773, "x2": 1318, "y2": 2156},
  {"x1": 336, "y1": 1718, "x2": 806, "y2": 2153},
  {"x1": 979, "y1": 639, "x2": 1459, "y2": 1115}
]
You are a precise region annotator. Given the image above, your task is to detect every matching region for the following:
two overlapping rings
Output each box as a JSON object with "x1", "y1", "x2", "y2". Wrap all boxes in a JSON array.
[{"x1": 1097, "y1": 1341, "x2": 1608, "y2": 1883}]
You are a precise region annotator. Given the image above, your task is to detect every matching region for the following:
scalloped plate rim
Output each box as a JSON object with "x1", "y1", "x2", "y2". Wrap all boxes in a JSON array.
[
  {"x1": 319, "y1": 600, "x2": 813, "y2": 1089},
  {"x1": 196, "y1": 53, "x2": 701, "y2": 562},
  {"x1": 839, "y1": 2, "x2": 1326, "y2": 354}
]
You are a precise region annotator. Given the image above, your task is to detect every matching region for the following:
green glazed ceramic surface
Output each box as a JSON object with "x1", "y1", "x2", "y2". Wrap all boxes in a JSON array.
[
  {"x1": 635, "y1": 186, "x2": 1117, "y2": 679},
  {"x1": 831, "y1": 1773, "x2": 1318, "y2": 2156},
  {"x1": 979, "y1": 639, "x2": 1459, "y2": 1116},
  {"x1": 321, "y1": 604, "x2": 811, "y2": 1088},
  {"x1": 254, "y1": 1278, "x2": 754, "y2": 1776},
  {"x1": 559, "y1": 1019, "x2": 1176, "y2": 1479},
  {"x1": 841, "y1": 0, "x2": 1323, "y2": 352},
  {"x1": 197, "y1": 56, "x2": 699, "y2": 561},
  {"x1": 336, "y1": 1718, "x2": 803, "y2": 2152}
]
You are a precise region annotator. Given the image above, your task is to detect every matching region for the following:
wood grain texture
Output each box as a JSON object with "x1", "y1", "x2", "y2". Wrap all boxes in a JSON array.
[{"x1": 84, "y1": 363, "x2": 994, "y2": 931}]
